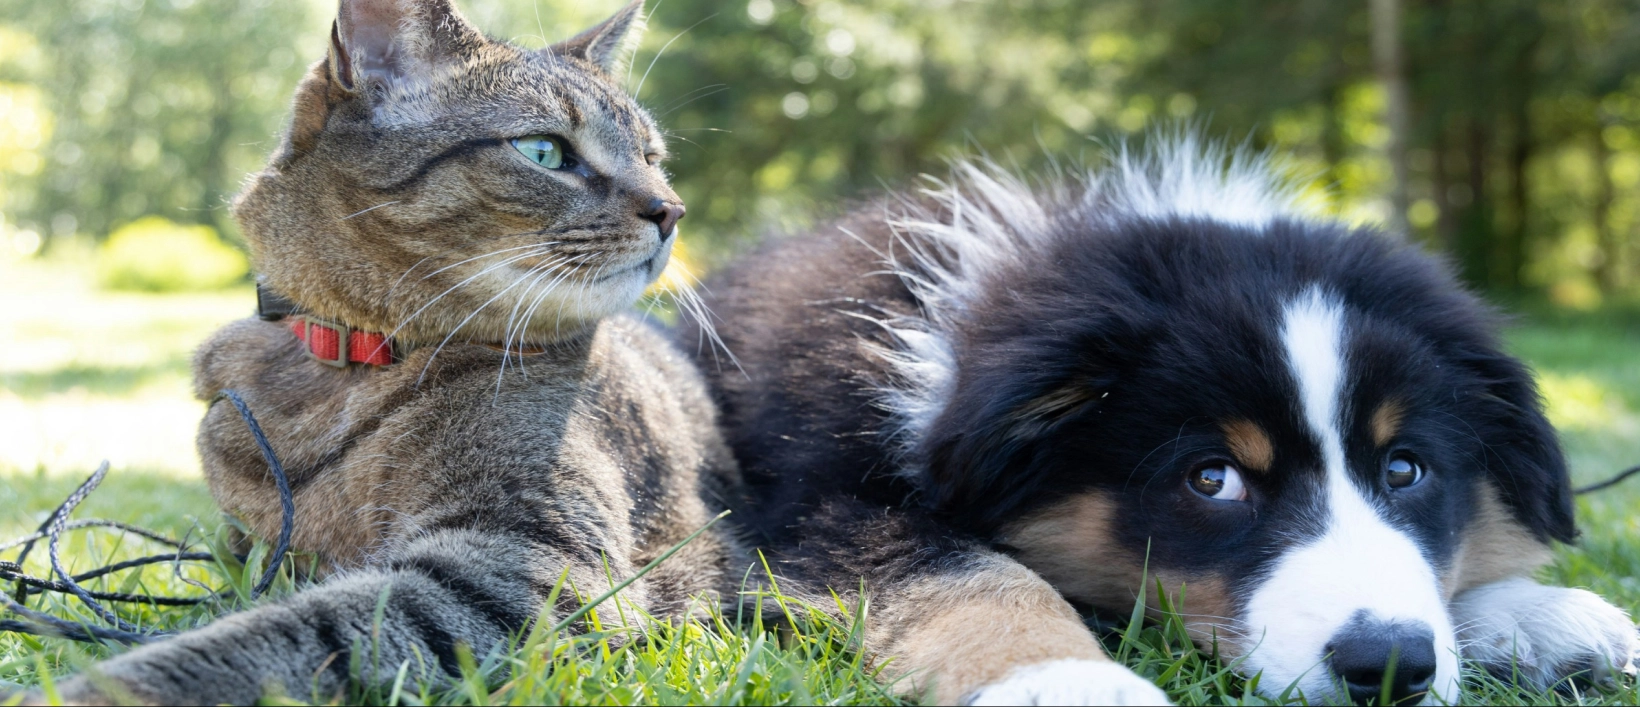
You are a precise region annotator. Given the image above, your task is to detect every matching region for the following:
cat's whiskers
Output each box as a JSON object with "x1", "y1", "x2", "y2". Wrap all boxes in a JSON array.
[
  {"x1": 388, "y1": 254, "x2": 440, "y2": 299},
  {"x1": 490, "y1": 258, "x2": 564, "y2": 386},
  {"x1": 511, "y1": 254, "x2": 591, "y2": 363},
  {"x1": 415, "y1": 240, "x2": 565, "y2": 282},
  {"x1": 389, "y1": 247, "x2": 556, "y2": 344},
  {"x1": 637, "y1": 286, "x2": 668, "y2": 323},
  {"x1": 664, "y1": 268, "x2": 741, "y2": 373},
  {"x1": 339, "y1": 200, "x2": 401, "y2": 221},
  {"x1": 661, "y1": 133, "x2": 710, "y2": 154},
  {"x1": 656, "y1": 88, "x2": 729, "y2": 121},
  {"x1": 558, "y1": 259, "x2": 612, "y2": 338},
  {"x1": 389, "y1": 240, "x2": 563, "y2": 305},
  {"x1": 653, "y1": 84, "x2": 728, "y2": 118},
  {"x1": 633, "y1": 11, "x2": 715, "y2": 99},
  {"x1": 416, "y1": 252, "x2": 578, "y2": 386},
  {"x1": 625, "y1": 0, "x2": 672, "y2": 90},
  {"x1": 491, "y1": 259, "x2": 582, "y2": 397},
  {"x1": 496, "y1": 259, "x2": 564, "y2": 374},
  {"x1": 494, "y1": 253, "x2": 592, "y2": 388}
]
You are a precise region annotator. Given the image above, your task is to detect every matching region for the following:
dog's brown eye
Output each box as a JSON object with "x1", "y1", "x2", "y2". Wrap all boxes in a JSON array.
[
  {"x1": 1190, "y1": 463, "x2": 1248, "y2": 501},
  {"x1": 1386, "y1": 455, "x2": 1425, "y2": 489}
]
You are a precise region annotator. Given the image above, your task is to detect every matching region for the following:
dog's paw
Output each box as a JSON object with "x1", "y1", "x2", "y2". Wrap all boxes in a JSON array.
[
  {"x1": 965, "y1": 659, "x2": 1171, "y2": 706},
  {"x1": 1451, "y1": 578, "x2": 1639, "y2": 688}
]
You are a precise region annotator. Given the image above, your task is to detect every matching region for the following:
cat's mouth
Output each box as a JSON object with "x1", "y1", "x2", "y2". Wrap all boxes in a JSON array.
[{"x1": 593, "y1": 254, "x2": 660, "y2": 283}]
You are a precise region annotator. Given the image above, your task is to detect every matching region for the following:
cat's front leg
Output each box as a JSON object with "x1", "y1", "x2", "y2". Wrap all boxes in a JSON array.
[
  {"x1": 1451, "y1": 577, "x2": 1638, "y2": 689},
  {"x1": 34, "y1": 527, "x2": 617, "y2": 705}
]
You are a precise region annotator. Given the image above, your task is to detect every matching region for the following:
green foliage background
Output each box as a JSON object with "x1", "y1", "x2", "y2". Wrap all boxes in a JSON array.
[
  {"x1": 2, "y1": 0, "x2": 1639, "y2": 303},
  {"x1": 1, "y1": 2, "x2": 1638, "y2": 704}
]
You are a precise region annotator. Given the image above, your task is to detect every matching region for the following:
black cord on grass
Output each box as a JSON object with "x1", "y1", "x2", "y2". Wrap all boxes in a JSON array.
[
  {"x1": 211, "y1": 389, "x2": 296, "y2": 598},
  {"x1": 1575, "y1": 464, "x2": 1640, "y2": 495},
  {"x1": 3, "y1": 554, "x2": 218, "y2": 605},
  {"x1": 0, "y1": 389, "x2": 296, "y2": 645},
  {"x1": 47, "y1": 463, "x2": 149, "y2": 633},
  {"x1": 0, "y1": 599, "x2": 161, "y2": 645},
  {"x1": 2, "y1": 520, "x2": 192, "y2": 554}
]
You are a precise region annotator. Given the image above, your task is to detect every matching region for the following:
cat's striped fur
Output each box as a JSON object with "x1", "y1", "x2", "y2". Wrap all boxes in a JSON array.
[{"x1": 31, "y1": 1, "x2": 745, "y2": 704}]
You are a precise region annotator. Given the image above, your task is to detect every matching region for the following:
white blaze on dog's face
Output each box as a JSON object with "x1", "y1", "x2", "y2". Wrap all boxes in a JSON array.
[{"x1": 1236, "y1": 288, "x2": 1458, "y2": 704}]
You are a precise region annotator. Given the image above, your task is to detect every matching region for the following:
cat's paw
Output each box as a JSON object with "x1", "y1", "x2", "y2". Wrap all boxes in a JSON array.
[
  {"x1": 1452, "y1": 578, "x2": 1639, "y2": 689},
  {"x1": 965, "y1": 659, "x2": 1171, "y2": 706}
]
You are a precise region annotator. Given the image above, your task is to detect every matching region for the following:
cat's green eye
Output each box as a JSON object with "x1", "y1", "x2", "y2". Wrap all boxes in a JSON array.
[{"x1": 512, "y1": 135, "x2": 569, "y2": 169}]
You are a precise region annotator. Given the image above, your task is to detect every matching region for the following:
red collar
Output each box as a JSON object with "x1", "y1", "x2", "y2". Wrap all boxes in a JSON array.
[
  {"x1": 258, "y1": 282, "x2": 396, "y2": 367},
  {"x1": 289, "y1": 315, "x2": 396, "y2": 367},
  {"x1": 257, "y1": 281, "x2": 551, "y2": 368}
]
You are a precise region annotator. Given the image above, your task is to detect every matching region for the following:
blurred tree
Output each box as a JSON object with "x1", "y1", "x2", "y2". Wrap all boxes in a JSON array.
[
  {"x1": 1, "y1": 0, "x2": 1637, "y2": 302},
  {"x1": 1372, "y1": 0, "x2": 1412, "y2": 238},
  {"x1": 0, "y1": 0, "x2": 311, "y2": 242},
  {"x1": 630, "y1": 0, "x2": 1147, "y2": 259},
  {"x1": 1131, "y1": 0, "x2": 1374, "y2": 201}
]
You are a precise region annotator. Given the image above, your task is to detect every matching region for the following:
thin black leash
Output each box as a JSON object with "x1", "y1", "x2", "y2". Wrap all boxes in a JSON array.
[
  {"x1": 1576, "y1": 464, "x2": 1640, "y2": 495},
  {"x1": 211, "y1": 389, "x2": 296, "y2": 598},
  {"x1": 0, "y1": 389, "x2": 295, "y2": 645}
]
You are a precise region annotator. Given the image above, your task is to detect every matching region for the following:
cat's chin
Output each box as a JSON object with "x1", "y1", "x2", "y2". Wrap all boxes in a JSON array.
[{"x1": 505, "y1": 267, "x2": 657, "y2": 339}]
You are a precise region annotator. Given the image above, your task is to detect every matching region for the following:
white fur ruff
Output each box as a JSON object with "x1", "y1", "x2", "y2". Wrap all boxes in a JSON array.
[
  {"x1": 865, "y1": 133, "x2": 1316, "y2": 465},
  {"x1": 964, "y1": 659, "x2": 1171, "y2": 706}
]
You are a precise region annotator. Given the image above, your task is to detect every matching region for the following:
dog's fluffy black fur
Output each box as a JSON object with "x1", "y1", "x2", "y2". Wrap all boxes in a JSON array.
[{"x1": 683, "y1": 141, "x2": 1636, "y2": 705}]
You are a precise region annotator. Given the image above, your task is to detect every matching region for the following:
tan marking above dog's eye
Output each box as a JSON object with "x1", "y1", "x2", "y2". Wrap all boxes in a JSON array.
[
  {"x1": 1220, "y1": 419, "x2": 1273, "y2": 472},
  {"x1": 1190, "y1": 463, "x2": 1248, "y2": 501},
  {"x1": 1371, "y1": 398, "x2": 1406, "y2": 447}
]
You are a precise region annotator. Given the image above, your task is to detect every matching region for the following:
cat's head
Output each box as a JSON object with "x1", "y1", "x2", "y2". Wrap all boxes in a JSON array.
[{"x1": 234, "y1": 0, "x2": 680, "y2": 346}]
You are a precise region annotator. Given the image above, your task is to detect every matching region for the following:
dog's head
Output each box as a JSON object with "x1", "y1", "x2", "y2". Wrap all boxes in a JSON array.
[{"x1": 879, "y1": 149, "x2": 1574, "y2": 704}]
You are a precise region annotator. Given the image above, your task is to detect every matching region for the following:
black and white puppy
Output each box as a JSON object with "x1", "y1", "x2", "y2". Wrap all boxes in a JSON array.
[{"x1": 686, "y1": 136, "x2": 1640, "y2": 705}]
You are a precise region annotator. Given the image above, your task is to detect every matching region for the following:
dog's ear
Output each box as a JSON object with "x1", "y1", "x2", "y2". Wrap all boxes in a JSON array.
[
  {"x1": 1460, "y1": 348, "x2": 1577, "y2": 544},
  {"x1": 917, "y1": 316, "x2": 1145, "y2": 530},
  {"x1": 921, "y1": 371, "x2": 1111, "y2": 526}
]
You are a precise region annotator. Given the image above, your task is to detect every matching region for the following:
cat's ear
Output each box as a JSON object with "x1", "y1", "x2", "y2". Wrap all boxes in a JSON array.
[
  {"x1": 329, "y1": 0, "x2": 484, "y2": 93},
  {"x1": 550, "y1": 0, "x2": 647, "y2": 76}
]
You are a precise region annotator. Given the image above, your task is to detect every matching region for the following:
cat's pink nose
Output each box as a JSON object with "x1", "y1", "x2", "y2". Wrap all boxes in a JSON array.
[{"x1": 642, "y1": 197, "x2": 685, "y2": 241}]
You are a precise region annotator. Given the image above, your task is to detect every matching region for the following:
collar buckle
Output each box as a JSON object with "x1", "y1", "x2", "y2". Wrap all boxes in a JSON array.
[{"x1": 298, "y1": 316, "x2": 352, "y2": 369}]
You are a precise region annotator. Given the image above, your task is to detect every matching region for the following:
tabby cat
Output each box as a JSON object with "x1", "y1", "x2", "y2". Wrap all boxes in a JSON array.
[{"x1": 21, "y1": 0, "x2": 743, "y2": 703}]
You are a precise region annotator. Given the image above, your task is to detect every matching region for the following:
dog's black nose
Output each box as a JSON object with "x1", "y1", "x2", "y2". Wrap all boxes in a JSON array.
[
  {"x1": 1326, "y1": 614, "x2": 1437, "y2": 705},
  {"x1": 641, "y1": 197, "x2": 685, "y2": 241}
]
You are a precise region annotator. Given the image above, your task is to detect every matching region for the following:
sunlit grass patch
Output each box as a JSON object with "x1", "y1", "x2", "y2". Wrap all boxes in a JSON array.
[
  {"x1": 1538, "y1": 371, "x2": 1640, "y2": 435},
  {"x1": 0, "y1": 255, "x2": 249, "y2": 479}
]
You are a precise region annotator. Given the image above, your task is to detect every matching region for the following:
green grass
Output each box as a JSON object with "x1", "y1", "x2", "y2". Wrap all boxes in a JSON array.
[{"x1": 2, "y1": 253, "x2": 1637, "y2": 705}]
